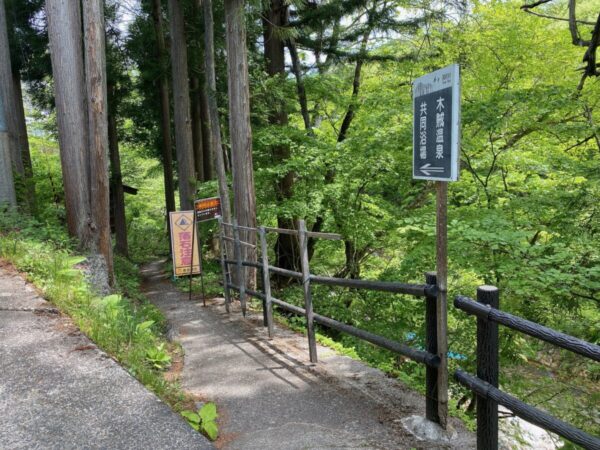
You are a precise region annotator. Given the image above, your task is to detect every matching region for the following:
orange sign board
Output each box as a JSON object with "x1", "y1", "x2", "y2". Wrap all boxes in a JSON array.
[
  {"x1": 195, "y1": 196, "x2": 222, "y2": 222},
  {"x1": 169, "y1": 211, "x2": 201, "y2": 277}
]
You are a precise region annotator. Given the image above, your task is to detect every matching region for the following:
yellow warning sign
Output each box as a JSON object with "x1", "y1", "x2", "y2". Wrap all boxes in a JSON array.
[{"x1": 169, "y1": 211, "x2": 201, "y2": 277}]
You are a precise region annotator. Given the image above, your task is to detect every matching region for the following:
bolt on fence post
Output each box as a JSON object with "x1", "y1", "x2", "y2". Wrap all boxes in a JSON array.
[
  {"x1": 425, "y1": 271, "x2": 440, "y2": 424},
  {"x1": 259, "y1": 227, "x2": 274, "y2": 338},
  {"x1": 233, "y1": 219, "x2": 247, "y2": 317},
  {"x1": 477, "y1": 285, "x2": 500, "y2": 450},
  {"x1": 218, "y1": 218, "x2": 231, "y2": 313},
  {"x1": 299, "y1": 220, "x2": 317, "y2": 363}
]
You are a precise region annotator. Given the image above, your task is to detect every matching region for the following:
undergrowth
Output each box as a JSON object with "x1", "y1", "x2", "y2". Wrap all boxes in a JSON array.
[{"x1": 0, "y1": 209, "x2": 190, "y2": 413}]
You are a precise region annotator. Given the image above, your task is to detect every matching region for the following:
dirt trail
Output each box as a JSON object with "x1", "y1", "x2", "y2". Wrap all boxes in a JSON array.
[{"x1": 141, "y1": 260, "x2": 476, "y2": 450}]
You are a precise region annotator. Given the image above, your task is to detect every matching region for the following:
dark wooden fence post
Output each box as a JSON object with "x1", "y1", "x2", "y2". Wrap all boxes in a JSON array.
[
  {"x1": 259, "y1": 226, "x2": 274, "y2": 338},
  {"x1": 299, "y1": 220, "x2": 317, "y2": 363},
  {"x1": 218, "y1": 218, "x2": 231, "y2": 313},
  {"x1": 233, "y1": 219, "x2": 247, "y2": 316},
  {"x1": 425, "y1": 271, "x2": 439, "y2": 424},
  {"x1": 477, "y1": 285, "x2": 500, "y2": 450}
]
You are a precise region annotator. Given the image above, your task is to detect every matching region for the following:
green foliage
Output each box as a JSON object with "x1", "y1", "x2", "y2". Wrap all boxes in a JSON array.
[
  {"x1": 181, "y1": 402, "x2": 219, "y2": 441},
  {"x1": 0, "y1": 213, "x2": 187, "y2": 412},
  {"x1": 248, "y1": 1, "x2": 600, "y2": 440},
  {"x1": 146, "y1": 343, "x2": 172, "y2": 370},
  {"x1": 11, "y1": 0, "x2": 600, "y2": 444}
]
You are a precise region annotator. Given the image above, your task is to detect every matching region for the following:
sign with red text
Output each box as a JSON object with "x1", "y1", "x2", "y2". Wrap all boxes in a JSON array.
[
  {"x1": 194, "y1": 197, "x2": 222, "y2": 222},
  {"x1": 169, "y1": 211, "x2": 201, "y2": 277}
]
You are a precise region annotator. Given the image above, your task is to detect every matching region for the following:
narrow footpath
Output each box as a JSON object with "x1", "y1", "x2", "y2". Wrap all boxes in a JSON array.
[
  {"x1": 141, "y1": 260, "x2": 476, "y2": 450},
  {"x1": 0, "y1": 262, "x2": 212, "y2": 450}
]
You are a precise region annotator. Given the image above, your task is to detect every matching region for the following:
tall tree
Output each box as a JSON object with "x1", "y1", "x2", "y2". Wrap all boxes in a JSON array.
[
  {"x1": 4, "y1": 0, "x2": 40, "y2": 210},
  {"x1": 0, "y1": 79, "x2": 16, "y2": 206},
  {"x1": 0, "y1": 0, "x2": 23, "y2": 180},
  {"x1": 12, "y1": 73, "x2": 35, "y2": 210},
  {"x1": 190, "y1": 75, "x2": 205, "y2": 181},
  {"x1": 150, "y1": 0, "x2": 176, "y2": 218},
  {"x1": 108, "y1": 83, "x2": 128, "y2": 257},
  {"x1": 46, "y1": 0, "x2": 92, "y2": 245},
  {"x1": 203, "y1": 0, "x2": 232, "y2": 227},
  {"x1": 199, "y1": 85, "x2": 213, "y2": 181},
  {"x1": 168, "y1": 0, "x2": 196, "y2": 211},
  {"x1": 46, "y1": 0, "x2": 114, "y2": 285},
  {"x1": 83, "y1": 0, "x2": 113, "y2": 281},
  {"x1": 225, "y1": 0, "x2": 257, "y2": 282}
]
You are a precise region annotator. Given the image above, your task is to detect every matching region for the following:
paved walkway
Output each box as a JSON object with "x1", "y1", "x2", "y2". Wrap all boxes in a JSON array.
[
  {"x1": 141, "y1": 260, "x2": 476, "y2": 449},
  {"x1": 0, "y1": 261, "x2": 212, "y2": 450}
]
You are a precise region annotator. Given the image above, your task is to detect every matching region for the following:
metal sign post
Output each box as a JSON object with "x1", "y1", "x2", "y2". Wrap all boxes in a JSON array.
[
  {"x1": 192, "y1": 197, "x2": 223, "y2": 306},
  {"x1": 412, "y1": 63, "x2": 461, "y2": 429},
  {"x1": 189, "y1": 211, "x2": 198, "y2": 302}
]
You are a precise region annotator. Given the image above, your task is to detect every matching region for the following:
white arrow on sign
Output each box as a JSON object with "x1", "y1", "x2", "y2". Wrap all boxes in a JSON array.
[{"x1": 420, "y1": 163, "x2": 445, "y2": 176}]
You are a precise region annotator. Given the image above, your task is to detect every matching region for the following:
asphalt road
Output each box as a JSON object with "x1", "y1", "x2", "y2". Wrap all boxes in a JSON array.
[{"x1": 0, "y1": 262, "x2": 212, "y2": 450}]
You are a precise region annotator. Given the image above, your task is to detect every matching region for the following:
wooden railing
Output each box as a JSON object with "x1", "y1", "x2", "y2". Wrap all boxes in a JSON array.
[
  {"x1": 218, "y1": 218, "x2": 444, "y2": 425},
  {"x1": 454, "y1": 287, "x2": 600, "y2": 450},
  {"x1": 216, "y1": 218, "x2": 600, "y2": 447}
]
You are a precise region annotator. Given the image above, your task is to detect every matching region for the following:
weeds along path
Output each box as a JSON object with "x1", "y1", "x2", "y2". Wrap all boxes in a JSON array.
[
  {"x1": 140, "y1": 260, "x2": 476, "y2": 450},
  {"x1": 0, "y1": 262, "x2": 213, "y2": 450}
]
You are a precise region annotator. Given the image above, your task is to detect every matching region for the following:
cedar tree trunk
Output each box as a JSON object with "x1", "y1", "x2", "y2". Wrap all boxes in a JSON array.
[{"x1": 168, "y1": 0, "x2": 196, "y2": 211}]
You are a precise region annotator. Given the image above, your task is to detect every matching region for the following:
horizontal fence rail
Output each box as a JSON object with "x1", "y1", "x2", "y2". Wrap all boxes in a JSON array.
[
  {"x1": 454, "y1": 288, "x2": 600, "y2": 450},
  {"x1": 311, "y1": 275, "x2": 432, "y2": 297},
  {"x1": 222, "y1": 236, "x2": 256, "y2": 248},
  {"x1": 455, "y1": 295, "x2": 600, "y2": 362},
  {"x1": 227, "y1": 283, "x2": 440, "y2": 368},
  {"x1": 218, "y1": 219, "x2": 443, "y2": 426},
  {"x1": 217, "y1": 218, "x2": 600, "y2": 445},
  {"x1": 222, "y1": 222, "x2": 342, "y2": 241},
  {"x1": 455, "y1": 370, "x2": 600, "y2": 450},
  {"x1": 223, "y1": 261, "x2": 432, "y2": 297}
]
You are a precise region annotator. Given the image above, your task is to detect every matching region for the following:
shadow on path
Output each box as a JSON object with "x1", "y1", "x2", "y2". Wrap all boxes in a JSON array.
[{"x1": 140, "y1": 260, "x2": 476, "y2": 450}]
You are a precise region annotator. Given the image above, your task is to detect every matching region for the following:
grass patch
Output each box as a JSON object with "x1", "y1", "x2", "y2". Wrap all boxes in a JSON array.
[{"x1": 0, "y1": 209, "x2": 190, "y2": 413}]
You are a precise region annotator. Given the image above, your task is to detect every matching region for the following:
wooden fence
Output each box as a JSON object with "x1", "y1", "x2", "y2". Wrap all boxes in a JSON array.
[
  {"x1": 218, "y1": 218, "x2": 444, "y2": 425},
  {"x1": 454, "y1": 288, "x2": 600, "y2": 450},
  {"x1": 216, "y1": 218, "x2": 600, "y2": 448}
]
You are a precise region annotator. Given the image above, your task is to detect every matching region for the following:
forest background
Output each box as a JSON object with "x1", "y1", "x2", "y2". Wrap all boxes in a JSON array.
[{"x1": 0, "y1": 0, "x2": 598, "y2": 446}]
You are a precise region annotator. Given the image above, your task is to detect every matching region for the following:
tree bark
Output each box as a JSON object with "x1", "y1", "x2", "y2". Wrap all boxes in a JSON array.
[
  {"x1": 46, "y1": 0, "x2": 92, "y2": 246},
  {"x1": 168, "y1": 0, "x2": 196, "y2": 211},
  {"x1": 150, "y1": 0, "x2": 176, "y2": 219},
  {"x1": 203, "y1": 0, "x2": 232, "y2": 226},
  {"x1": 337, "y1": 31, "x2": 369, "y2": 143},
  {"x1": 0, "y1": 0, "x2": 23, "y2": 177},
  {"x1": 12, "y1": 72, "x2": 35, "y2": 211},
  {"x1": 191, "y1": 75, "x2": 205, "y2": 182},
  {"x1": 83, "y1": 0, "x2": 113, "y2": 283},
  {"x1": 225, "y1": 0, "x2": 257, "y2": 285},
  {"x1": 199, "y1": 83, "x2": 213, "y2": 181},
  {"x1": 0, "y1": 86, "x2": 16, "y2": 206},
  {"x1": 287, "y1": 38, "x2": 311, "y2": 134},
  {"x1": 108, "y1": 83, "x2": 128, "y2": 258}
]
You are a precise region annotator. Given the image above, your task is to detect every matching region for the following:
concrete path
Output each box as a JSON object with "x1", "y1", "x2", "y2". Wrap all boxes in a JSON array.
[
  {"x1": 0, "y1": 261, "x2": 213, "y2": 450},
  {"x1": 141, "y1": 260, "x2": 476, "y2": 450}
]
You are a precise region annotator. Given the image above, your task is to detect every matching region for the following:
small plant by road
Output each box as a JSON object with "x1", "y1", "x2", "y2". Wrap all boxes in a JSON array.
[{"x1": 181, "y1": 402, "x2": 219, "y2": 441}]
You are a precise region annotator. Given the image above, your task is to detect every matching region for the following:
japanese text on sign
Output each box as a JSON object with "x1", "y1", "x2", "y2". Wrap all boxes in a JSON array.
[
  {"x1": 169, "y1": 211, "x2": 201, "y2": 277},
  {"x1": 412, "y1": 64, "x2": 460, "y2": 181},
  {"x1": 195, "y1": 197, "x2": 222, "y2": 222}
]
